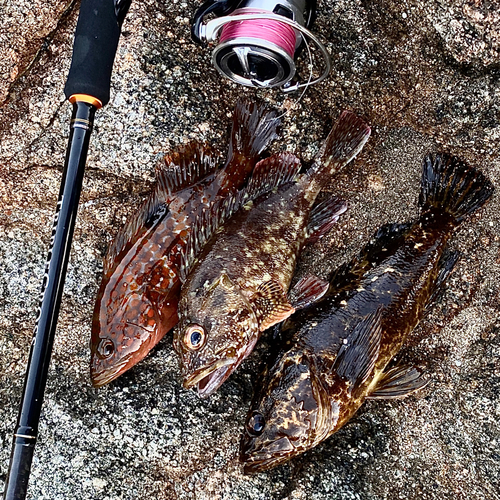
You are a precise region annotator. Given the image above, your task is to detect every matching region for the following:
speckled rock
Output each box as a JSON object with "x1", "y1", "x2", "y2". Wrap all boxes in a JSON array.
[{"x1": 1, "y1": 1, "x2": 500, "y2": 499}]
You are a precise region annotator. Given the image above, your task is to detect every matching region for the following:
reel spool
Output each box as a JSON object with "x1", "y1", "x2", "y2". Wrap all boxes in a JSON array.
[{"x1": 192, "y1": 0, "x2": 331, "y2": 91}]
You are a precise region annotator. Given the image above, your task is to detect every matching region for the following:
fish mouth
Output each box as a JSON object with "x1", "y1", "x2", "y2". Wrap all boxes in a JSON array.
[
  {"x1": 91, "y1": 357, "x2": 131, "y2": 388},
  {"x1": 184, "y1": 358, "x2": 237, "y2": 398},
  {"x1": 241, "y1": 437, "x2": 294, "y2": 474}
]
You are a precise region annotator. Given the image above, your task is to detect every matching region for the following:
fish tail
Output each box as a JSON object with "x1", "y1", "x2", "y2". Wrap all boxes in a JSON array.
[
  {"x1": 305, "y1": 111, "x2": 371, "y2": 193},
  {"x1": 419, "y1": 153, "x2": 494, "y2": 223},
  {"x1": 227, "y1": 99, "x2": 280, "y2": 163}
]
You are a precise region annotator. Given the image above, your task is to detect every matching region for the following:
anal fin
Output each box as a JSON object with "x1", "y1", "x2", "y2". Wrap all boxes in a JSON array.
[
  {"x1": 367, "y1": 365, "x2": 429, "y2": 399},
  {"x1": 289, "y1": 275, "x2": 330, "y2": 310},
  {"x1": 307, "y1": 196, "x2": 348, "y2": 244}
]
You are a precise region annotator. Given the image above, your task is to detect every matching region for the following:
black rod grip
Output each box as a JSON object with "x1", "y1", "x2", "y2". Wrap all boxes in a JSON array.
[{"x1": 64, "y1": 0, "x2": 124, "y2": 106}]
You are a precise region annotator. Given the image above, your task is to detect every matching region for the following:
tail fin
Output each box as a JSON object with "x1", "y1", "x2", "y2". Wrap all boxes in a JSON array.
[
  {"x1": 419, "y1": 153, "x2": 494, "y2": 223},
  {"x1": 306, "y1": 111, "x2": 371, "y2": 187},
  {"x1": 226, "y1": 99, "x2": 280, "y2": 163}
]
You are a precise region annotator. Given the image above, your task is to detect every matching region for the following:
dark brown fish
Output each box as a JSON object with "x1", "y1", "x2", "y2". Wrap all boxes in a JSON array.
[
  {"x1": 240, "y1": 153, "x2": 494, "y2": 473},
  {"x1": 90, "y1": 101, "x2": 280, "y2": 387},
  {"x1": 174, "y1": 111, "x2": 371, "y2": 398}
]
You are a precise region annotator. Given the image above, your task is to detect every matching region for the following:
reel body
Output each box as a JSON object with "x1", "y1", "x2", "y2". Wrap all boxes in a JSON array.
[{"x1": 192, "y1": 0, "x2": 330, "y2": 91}]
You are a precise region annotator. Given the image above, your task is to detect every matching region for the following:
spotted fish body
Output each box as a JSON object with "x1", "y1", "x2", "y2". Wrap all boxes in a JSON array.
[
  {"x1": 174, "y1": 111, "x2": 371, "y2": 398},
  {"x1": 90, "y1": 101, "x2": 280, "y2": 387},
  {"x1": 240, "y1": 154, "x2": 494, "y2": 473}
]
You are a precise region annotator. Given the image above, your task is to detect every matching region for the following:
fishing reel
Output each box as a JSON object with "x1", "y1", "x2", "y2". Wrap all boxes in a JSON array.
[{"x1": 191, "y1": 0, "x2": 331, "y2": 91}]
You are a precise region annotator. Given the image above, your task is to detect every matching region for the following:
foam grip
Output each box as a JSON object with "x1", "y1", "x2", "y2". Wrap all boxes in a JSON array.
[{"x1": 64, "y1": 0, "x2": 123, "y2": 106}]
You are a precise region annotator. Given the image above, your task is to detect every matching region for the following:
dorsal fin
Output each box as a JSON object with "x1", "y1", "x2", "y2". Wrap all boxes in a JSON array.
[
  {"x1": 177, "y1": 191, "x2": 244, "y2": 282},
  {"x1": 242, "y1": 152, "x2": 302, "y2": 203},
  {"x1": 228, "y1": 99, "x2": 280, "y2": 161},
  {"x1": 324, "y1": 222, "x2": 413, "y2": 302},
  {"x1": 156, "y1": 142, "x2": 221, "y2": 196},
  {"x1": 103, "y1": 143, "x2": 220, "y2": 275}
]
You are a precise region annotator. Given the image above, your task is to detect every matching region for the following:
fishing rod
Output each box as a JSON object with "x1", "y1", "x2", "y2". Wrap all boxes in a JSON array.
[{"x1": 2, "y1": 1, "x2": 131, "y2": 498}]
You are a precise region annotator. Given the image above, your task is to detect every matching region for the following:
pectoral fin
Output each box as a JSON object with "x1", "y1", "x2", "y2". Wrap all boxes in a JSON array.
[
  {"x1": 366, "y1": 365, "x2": 429, "y2": 400},
  {"x1": 289, "y1": 275, "x2": 330, "y2": 310},
  {"x1": 253, "y1": 280, "x2": 295, "y2": 331},
  {"x1": 333, "y1": 308, "x2": 382, "y2": 389}
]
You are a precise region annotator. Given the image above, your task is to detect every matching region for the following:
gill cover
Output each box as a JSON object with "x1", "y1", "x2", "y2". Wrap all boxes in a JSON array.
[{"x1": 175, "y1": 272, "x2": 260, "y2": 396}]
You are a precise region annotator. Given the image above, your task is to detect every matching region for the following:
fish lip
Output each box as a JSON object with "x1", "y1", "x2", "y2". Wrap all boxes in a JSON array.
[
  {"x1": 241, "y1": 448, "x2": 292, "y2": 474},
  {"x1": 91, "y1": 356, "x2": 132, "y2": 388},
  {"x1": 183, "y1": 357, "x2": 237, "y2": 397}
]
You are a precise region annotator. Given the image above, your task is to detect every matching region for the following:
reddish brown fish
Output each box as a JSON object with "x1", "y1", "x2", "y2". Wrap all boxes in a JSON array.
[
  {"x1": 174, "y1": 111, "x2": 371, "y2": 398},
  {"x1": 91, "y1": 101, "x2": 280, "y2": 387}
]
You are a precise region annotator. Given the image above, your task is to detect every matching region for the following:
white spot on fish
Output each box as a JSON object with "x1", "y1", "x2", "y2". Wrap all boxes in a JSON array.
[{"x1": 414, "y1": 242, "x2": 423, "y2": 249}]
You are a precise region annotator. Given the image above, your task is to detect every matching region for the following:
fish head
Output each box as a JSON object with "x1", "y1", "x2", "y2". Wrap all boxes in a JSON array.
[
  {"x1": 240, "y1": 348, "x2": 333, "y2": 473},
  {"x1": 174, "y1": 272, "x2": 260, "y2": 398},
  {"x1": 90, "y1": 278, "x2": 179, "y2": 387}
]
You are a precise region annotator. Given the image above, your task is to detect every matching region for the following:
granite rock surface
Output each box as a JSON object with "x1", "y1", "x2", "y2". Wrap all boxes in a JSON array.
[{"x1": 1, "y1": 0, "x2": 500, "y2": 499}]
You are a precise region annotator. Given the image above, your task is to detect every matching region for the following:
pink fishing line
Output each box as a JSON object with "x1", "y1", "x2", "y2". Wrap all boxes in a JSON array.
[{"x1": 220, "y1": 10, "x2": 296, "y2": 57}]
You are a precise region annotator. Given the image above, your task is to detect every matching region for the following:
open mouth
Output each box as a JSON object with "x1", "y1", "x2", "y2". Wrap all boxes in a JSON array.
[{"x1": 184, "y1": 358, "x2": 236, "y2": 398}]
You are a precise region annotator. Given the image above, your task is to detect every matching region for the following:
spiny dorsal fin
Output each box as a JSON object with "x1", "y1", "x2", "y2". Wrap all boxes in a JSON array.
[
  {"x1": 333, "y1": 308, "x2": 383, "y2": 389},
  {"x1": 242, "y1": 152, "x2": 302, "y2": 203},
  {"x1": 228, "y1": 99, "x2": 280, "y2": 160},
  {"x1": 419, "y1": 153, "x2": 494, "y2": 223},
  {"x1": 366, "y1": 365, "x2": 429, "y2": 399},
  {"x1": 323, "y1": 222, "x2": 413, "y2": 301},
  {"x1": 289, "y1": 275, "x2": 330, "y2": 310},
  {"x1": 103, "y1": 143, "x2": 221, "y2": 275},
  {"x1": 177, "y1": 191, "x2": 244, "y2": 282},
  {"x1": 253, "y1": 280, "x2": 295, "y2": 331},
  {"x1": 156, "y1": 142, "x2": 221, "y2": 196},
  {"x1": 307, "y1": 196, "x2": 348, "y2": 243}
]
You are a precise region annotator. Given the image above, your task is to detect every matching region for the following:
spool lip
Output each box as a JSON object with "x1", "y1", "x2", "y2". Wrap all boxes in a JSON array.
[
  {"x1": 213, "y1": 38, "x2": 296, "y2": 88},
  {"x1": 202, "y1": 12, "x2": 331, "y2": 91}
]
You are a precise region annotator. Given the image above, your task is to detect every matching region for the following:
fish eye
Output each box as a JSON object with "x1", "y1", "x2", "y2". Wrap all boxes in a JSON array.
[
  {"x1": 247, "y1": 412, "x2": 265, "y2": 437},
  {"x1": 184, "y1": 324, "x2": 206, "y2": 351},
  {"x1": 98, "y1": 339, "x2": 115, "y2": 359}
]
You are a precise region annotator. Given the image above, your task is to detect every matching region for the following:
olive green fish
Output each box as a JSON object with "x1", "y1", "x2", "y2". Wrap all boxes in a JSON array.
[
  {"x1": 174, "y1": 111, "x2": 371, "y2": 398},
  {"x1": 240, "y1": 153, "x2": 494, "y2": 473}
]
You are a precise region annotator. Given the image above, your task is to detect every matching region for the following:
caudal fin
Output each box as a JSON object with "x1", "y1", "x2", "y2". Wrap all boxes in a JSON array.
[
  {"x1": 419, "y1": 153, "x2": 494, "y2": 223},
  {"x1": 306, "y1": 111, "x2": 371, "y2": 190},
  {"x1": 227, "y1": 99, "x2": 280, "y2": 162}
]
